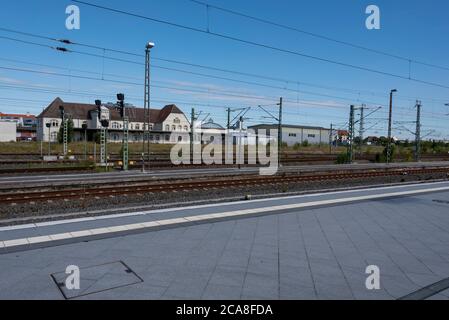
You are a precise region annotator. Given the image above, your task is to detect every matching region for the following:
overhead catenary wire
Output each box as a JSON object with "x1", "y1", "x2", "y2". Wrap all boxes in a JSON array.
[
  {"x1": 187, "y1": 0, "x2": 449, "y2": 72},
  {"x1": 1, "y1": 60, "x2": 446, "y2": 121},
  {"x1": 1, "y1": 27, "x2": 448, "y2": 104},
  {"x1": 69, "y1": 0, "x2": 449, "y2": 90}
]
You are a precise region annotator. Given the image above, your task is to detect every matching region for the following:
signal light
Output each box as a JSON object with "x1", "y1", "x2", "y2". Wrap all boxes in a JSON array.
[
  {"x1": 95, "y1": 100, "x2": 102, "y2": 120},
  {"x1": 100, "y1": 119, "x2": 110, "y2": 128},
  {"x1": 117, "y1": 93, "x2": 125, "y2": 118},
  {"x1": 59, "y1": 105, "x2": 65, "y2": 120}
]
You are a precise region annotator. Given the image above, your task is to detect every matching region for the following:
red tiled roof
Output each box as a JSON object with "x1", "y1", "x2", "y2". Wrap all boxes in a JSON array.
[{"x1": 0, "y1": 112, "x2": 36, "y2": 119}]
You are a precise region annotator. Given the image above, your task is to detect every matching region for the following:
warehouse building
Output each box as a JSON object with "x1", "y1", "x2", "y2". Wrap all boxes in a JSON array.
[{"x1": 248, "y1": 124, "x2": 332, "y2": 146}]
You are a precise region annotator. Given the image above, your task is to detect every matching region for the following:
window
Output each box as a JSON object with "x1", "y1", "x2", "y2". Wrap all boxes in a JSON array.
[
  {"x1": 156, "y1": 135, "x2": 160, "y2": 141},
  {"x1": 149, "y1": 124, "x2": 153, "y2": 130},
  {"x1": 184, "y1": 126, "x2": 189, "y2": 131},
  {"x1": 178, "y1": 125, "x2": 182, "y2": 131},
  {"x1": 289, "y1": 133, "x2": 297, "y2": 137},
  {"x1": 172, "y1": 125, "x2": 176, "y2": 131},
  {"x1": 308, "y1": 134, "x2": 316, "y2": 138},
  {"x1": 173, "y1": 118, "x2": 181, "y2": 124},
  {"x1": 50, "y1": 132, "x2": 58, "y2": 141},
  {"x1": 165, "y1": 125, "x2": 170, "y2": 131},
  {"x1": 51, "y1": 120, "x2": 59, "y2": 127},
  {"x1": 178, "y1": 136, "x2": 183, "y2": 142},
  {"x1": 135, "y1": 124, "x2": 140, "y2": 130},
  {"x1": 165, "y1": 135, "x2": 170, "y2": 141},
  {"x1": 149, "y1": 135, "x2": 154, "y2": 141},
  {"x1": 112, "y1": 122, "x2": 119, "y2": 129}
]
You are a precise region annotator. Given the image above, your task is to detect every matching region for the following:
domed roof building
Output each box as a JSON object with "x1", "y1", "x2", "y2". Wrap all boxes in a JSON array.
[{"x1": 200, "y1": 118, "x2": 225, "y2": 131}]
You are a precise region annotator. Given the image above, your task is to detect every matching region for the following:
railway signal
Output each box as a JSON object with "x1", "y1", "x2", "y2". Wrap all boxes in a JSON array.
[
  {"x1": 117, "y1": 93, "x2": 129, "y2": 171},
  {"x1": 95, "y1": 99, "x2": 109, "y2": 168},
  {"x1": 82, "y1": 123, "x2": 88, "y2": 160},
  {"x1": 95, "y1": 99, "x2": 102, "y2": 119},
  {"x1": 45, "y1": 122, "x2": 51, "y2": 157}
]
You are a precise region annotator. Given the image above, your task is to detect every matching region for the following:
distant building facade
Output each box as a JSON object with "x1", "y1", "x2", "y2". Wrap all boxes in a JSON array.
[
  {"x1": 0, "y1": 112, "x2": 37, "y2": 141},
  {"x1": 0, "y1": 112, "x2": 37, "y2": 127},
  {"x1": 0, "y1": 121, "x2": 17, "y2": 142},
  {"x1": 248, "y1": 124, "x2": 331, "y2": 146},
  {"x1": 37, "y1": 98, "x2": 190, "y2": 143}
]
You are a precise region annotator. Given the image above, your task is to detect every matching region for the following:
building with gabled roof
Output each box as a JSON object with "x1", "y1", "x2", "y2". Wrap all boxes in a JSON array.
[{"x1": 37, "y1": 97, "x2": 190, "y2": 143}]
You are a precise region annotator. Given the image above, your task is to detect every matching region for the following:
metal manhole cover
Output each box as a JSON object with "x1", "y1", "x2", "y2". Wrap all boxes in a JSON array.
[{"x1": 51, "y1": 261, "x2": 143, "y2": 299}]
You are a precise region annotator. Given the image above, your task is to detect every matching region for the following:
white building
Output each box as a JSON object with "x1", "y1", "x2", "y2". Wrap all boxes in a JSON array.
[
  {"x1": 197, "y1": 119, "x2": 272, "y2": 145},
  {"x1": 37, "y1": 98, "x2": 191, "y2": 143},
  {"x1": 248, "y1": 124, "x2": 332, "y2": 146},
  {"x1": 0, "y1": 121, "x2": 17, "y2": 142}
]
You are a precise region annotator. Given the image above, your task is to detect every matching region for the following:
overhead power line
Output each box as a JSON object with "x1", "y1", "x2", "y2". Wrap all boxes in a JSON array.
[
  {"x1": 188, "y1": 0, "x2": 449, "y2": 72},
  {"x1": 70, "y1": 0, "x2": 449, "y2": 90},
  {"x1": 2, "y1": 33, "x2": 447, "y2": 112},
  {"x1": 0, "y1": 66, "x2": 352, "y2": 112},
  {"x1": 1, "y1": 27, "x2": 449, "y2": 104},
  {"x1": 1, "y1": 52, "x2": 445, "y2": 119}
]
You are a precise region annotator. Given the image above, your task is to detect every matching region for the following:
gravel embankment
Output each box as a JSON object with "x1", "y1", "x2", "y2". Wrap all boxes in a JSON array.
[{"x1": 0, "y1": 172, "x2": 447, "y2": 226}]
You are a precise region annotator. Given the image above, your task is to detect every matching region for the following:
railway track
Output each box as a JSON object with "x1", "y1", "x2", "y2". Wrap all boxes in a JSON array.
[{"x1": 1, "y1": 167, "x2": 448, "y2": 205}]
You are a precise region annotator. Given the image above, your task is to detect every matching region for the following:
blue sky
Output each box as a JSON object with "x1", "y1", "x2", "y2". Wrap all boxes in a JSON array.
[{"x1": 0, "y1": 0, "x2": 448, "y2": 140}]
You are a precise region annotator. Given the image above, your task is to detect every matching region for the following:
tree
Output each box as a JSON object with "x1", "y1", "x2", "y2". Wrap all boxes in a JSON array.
[{"x1": 57, "y1": 119, "x2": 75, "y2": 143}]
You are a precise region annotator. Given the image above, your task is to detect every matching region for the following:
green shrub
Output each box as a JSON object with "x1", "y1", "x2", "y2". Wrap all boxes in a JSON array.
[{"x1": 336, "y1": 153, "x2": 350, "y2": 164}]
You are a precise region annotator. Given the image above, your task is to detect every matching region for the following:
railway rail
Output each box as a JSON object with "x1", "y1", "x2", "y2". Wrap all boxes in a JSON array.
[{"x1": 1, "y1": 167, "x2": 448, "y2": 205}]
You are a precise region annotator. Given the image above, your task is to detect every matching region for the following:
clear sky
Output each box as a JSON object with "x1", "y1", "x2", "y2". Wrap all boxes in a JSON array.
[{"x1": 0, "y1": 0, "x2": 448, "y2": 140}]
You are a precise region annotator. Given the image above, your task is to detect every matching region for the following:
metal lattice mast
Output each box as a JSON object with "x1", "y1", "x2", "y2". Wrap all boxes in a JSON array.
[
  {"x1": 329, "y1": 123, "x2": 333, "y2": 155},
  {"x1": 190, "y1": 108, "x2": 195, "y2": 163},
  {"x1": 387, "y1": 89, "x2": 397, "y2": 164},
  {"x1": 100, "y1": 127, "x2": 106, "y2": 165},
  {"x1": 143, "y1": 42, "x2": 154, "y2": 170},
  {"x1": 278, "y1": 97, "x2": 283, "y2": 166},
  {"x1": 143, "y1": 46, "x2": 150, "y2": 167},
  {"x1": 415, "y1": 100, "x2": 422, "y2": 162},
  {"x1": 359, "y1": 104, "x2": 365, "y2": 157},
  {"x1": 347, "y1": 105, "x2": 355, "y2": 164},
  {"x1": 63, "y1": 117, "x2": 68, "y2": 156},
  {"x1": 123, "y1": 116, "x2": 129, "y2": 170}
]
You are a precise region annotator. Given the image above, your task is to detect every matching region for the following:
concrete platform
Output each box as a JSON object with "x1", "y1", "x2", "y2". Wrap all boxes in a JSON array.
[{"x1": 1, "y1": 181, "x2": 449, "y2": 299}]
